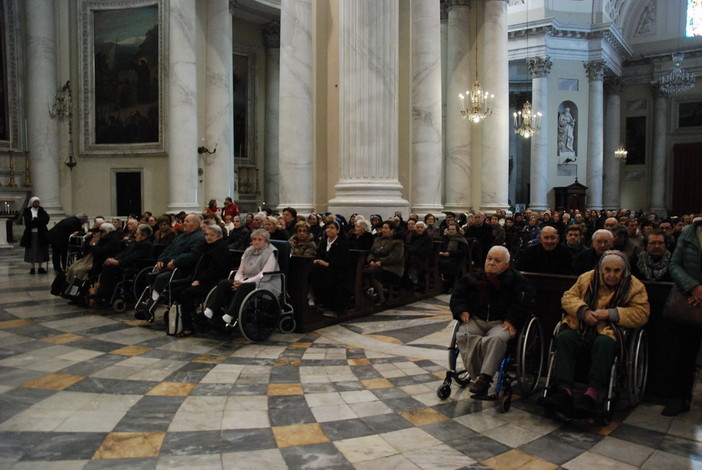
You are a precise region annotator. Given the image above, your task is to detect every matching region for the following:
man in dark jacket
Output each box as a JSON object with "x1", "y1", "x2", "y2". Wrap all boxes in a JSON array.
[
  {"x1": 136, "y1": 213, "x2": 205, "y2": 320},
  {"x1": 517, "y1": 226, "x2": 572, "y2": 275},
  {"x1": 572, "y1": 230, "x2": 614, "y2": 275},
  {"x1": 95, "y1": 224, "x2": 155, "y2": 303},
  {"x1": 47, "y1": 213, "x2": 88, "y2": 272},
  {"x1": 450, "y1": 246, "x2": 534, "y2": 395}
]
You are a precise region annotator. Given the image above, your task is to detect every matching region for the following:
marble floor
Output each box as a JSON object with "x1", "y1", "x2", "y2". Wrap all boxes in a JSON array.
[{"x1": 0, "y1": 249, "x2": 700, "y2": 469}]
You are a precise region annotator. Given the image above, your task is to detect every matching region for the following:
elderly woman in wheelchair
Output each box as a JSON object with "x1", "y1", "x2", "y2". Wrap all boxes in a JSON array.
[
  {"x1": 542, "y1": 250, "x2": 650, "y2": 420},
  {"x1": 203, "y1": 228, "x2": 281, "y2": 333},
  {"x1": 449, "y1": 246, "x2": 535, "y2": 397}
]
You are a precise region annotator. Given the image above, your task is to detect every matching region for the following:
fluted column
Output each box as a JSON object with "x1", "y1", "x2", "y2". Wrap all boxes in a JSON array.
[
  {"x1": 527, "y1": 56, "x2": 552, "y2": 211},
  {"x1": 650, "y1": 87, "x2": 668, "y2": 215},
  {"x1": 481, "y1": 0, "x2": 509, "y2": 212},
  {"x1": 440, "y1": 1, "x2": 448, "y2": 207},
  {"x1": 204, "y1": 0, "x2": 234, "y2": 205},
  {"x1": 278, "y1": 0, "x2": 313, "y2": 212},
  {"x1": 444, "y1": 0, "x2": 471, "y2": 213},
  {"x1": 584, "y1": 60, "x2": 606, "y2": 211},
  {"x1": 262, "y1": 22, "x2": 281, "y2": 209},
  {"x1": 26, "y1": 0, "x2": 64, "y2": 216},
  {"x1": 329, "y1": 0, "x2": 409, "y2": 216},
  {"x1": 410, "y1": 0, "x2": 443, "y2": 216},
  {"x1": 603, "y1": 77, "x2": 623, "y2": 209},
  {"x1": 167, "y1": 0, "x2": 199, "y2": 213}
]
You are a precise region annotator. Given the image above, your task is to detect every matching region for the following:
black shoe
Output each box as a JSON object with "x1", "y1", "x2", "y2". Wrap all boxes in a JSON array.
[
  {"x1": 38, "y1": 268, "x2": 47, "y2": 274},
  {"x1": 29, "y1": 268, "x2": 36, "y2": 275},
  {"x1": 134, "y1": 305, "x2": 154, "y2": 322},
  {"x1": 542, "y1": 389, "x2": 574, "y2": 417},
  {"x1": 469, "y1": 374, "x2": 492, "y2": 395},
  {"x1": 662, "y1": 398, "x2": 691, "y2": 417},
  {"x1": 573, "y1": 394, "x2": 598, "y2": 419},
  {"x1": 322, "y1": 310, "x2": 338, "y2": 318}
]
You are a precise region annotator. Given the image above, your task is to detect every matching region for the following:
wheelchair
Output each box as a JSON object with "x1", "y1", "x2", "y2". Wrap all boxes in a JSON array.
[
  {"x1": 66, "y1": 233, "x2": 85, "y2": 268},
  {"x1": 436, "y1": 315, "x2": 545, "y2": 413},
  {"x1": 540, "y1": 320, "x2": 648, "y2": 424},
  {"x1": 203, "y1": 240, "x2": 296, "y2": 342},
  {"x1": 109, "y1": 259, "x2": 155, "y2": 312}
]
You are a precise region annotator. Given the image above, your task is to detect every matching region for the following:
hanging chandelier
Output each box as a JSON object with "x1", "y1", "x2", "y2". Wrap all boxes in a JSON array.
[
  {"x1": 513, "y1": 100, "x2": 541, "y2": 138},
  {"x1": 658, "y1": 52, "x2": 696, "y2": 94},
  {"x1": 459, "y1": 81, "x2": 493, "y2": 123}
]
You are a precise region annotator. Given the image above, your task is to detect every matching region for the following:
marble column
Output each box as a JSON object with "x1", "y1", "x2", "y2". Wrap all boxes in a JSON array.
[
  {"x1": 410, "y1": 0, "x2": 444, "y2": 216},
  {"x1": 481, "y1": 0, "x2": 510, "y2": 212},
  {"x1": 167, "y1": 0, "x2": 200, "y2": 213},
  {"x1": 440, "y1": 2, "x2": 448, "y2": 207},
  {"x1": 650, "y1": 87, "x2": 668, "y2": 215},
  {"x1": 262, "y1": 22, "x2": 281, "y2": 209},
  {"x1": 328, "y1": 0, "x2": 409, "y2": 216},
  {"x1": 527, "y1": 56, "x2": 552, "y2": 211},
  {"x1": 204, "y1": 0, "x2": 234, "y2": 205},
  {"x1": 25, "y1": 0, "x2": 64, "y2": 216},
  {"x1": 444, "y1": 0, "x2": 471, "y2": 213},
  {"x1": 278, "y1": 0, "x2": 313, "y2": 213},
  {"x1": 584, "y1": 60, "x2": 606, "y2": 211},
  {"x1": 603, "y1": 77, "x2": 623, "y2": 209}
]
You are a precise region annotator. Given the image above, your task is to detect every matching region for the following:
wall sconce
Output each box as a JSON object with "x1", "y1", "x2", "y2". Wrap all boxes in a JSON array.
[{"x1": 614, "y1": 146, "x2": 628, "y2": 160}]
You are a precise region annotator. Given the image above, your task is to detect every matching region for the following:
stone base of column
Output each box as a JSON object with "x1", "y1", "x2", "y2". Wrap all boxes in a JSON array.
[
  {"x1": 410, "y1": 204, "x2": 445, "y2": 219},
  {"x1": 44, "y1": 205, "x2": 66, "y2": 222},
  {"x1": 276, "y1": 203, "x2": 314, "y2": 214},
  {"x1": 586, "y1": 205, "x2": 604, "y2": 211},
  {"x1": 650, "y1": 206, "x2": 668, "y2": 218},
  {"x1": 480, "y1": 203, "x2": 509, "y2": 214},
  {"x1": 528, "y1": 204, "x2": 549, "y2": 212},
  {"x1": 168, "y1": 203, "x2": 204, "y2": 214},
  {"x1": 328, "y1": 181, "x2": 409, "y2": 219},
  {"x1": 443, "y1": 204, "x2": 471, "y2": 215}
]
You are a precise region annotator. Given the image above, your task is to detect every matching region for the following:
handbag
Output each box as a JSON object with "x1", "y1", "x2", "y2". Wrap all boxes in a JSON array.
[
  {"x1": 662, "y1": 286, "x2": 702, "y2": 328},
  {"x1": 165, "y1": 303, "x2": 183, "y2": 336}
]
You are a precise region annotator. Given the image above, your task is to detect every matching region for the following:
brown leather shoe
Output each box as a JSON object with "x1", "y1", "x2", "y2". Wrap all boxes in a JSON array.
[{"x1": 469, "y1": 374, "x2": 492, "y2": 395}]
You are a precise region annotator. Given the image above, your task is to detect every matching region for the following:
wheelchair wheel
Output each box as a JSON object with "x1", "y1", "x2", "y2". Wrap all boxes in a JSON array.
[
  {"x1": 498, "y1": 389, "x2": 512, "y2": 413},
  {"x1": 238, "y1": 289, "x2": 280, "y2": 342},
  {"x1": 455, "y1": 370, "x2": 471, "y2": 388},
  {"x1": 626, "y1": 328, "x2": 648, "y2": 407},
  {"x1": 278, "y1": 315, "x2": 297, "y2": 334},
  {"x1": 112, "y1": 298, "x2": 127, "y2": 313},
  {"x1": 132, "y1": 267, "x2": 153, "y2": 301},
  {"x1": 516, "y1": 316, "x2": 544, "y2": 396},
  {"x1": 437, "y1": 382, "x2": 452, "y2": 400}
]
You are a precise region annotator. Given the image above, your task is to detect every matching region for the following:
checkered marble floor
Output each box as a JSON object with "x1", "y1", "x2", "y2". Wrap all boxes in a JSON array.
[{"x1": 0, "y1": 249, "x2": 700, "y2": 469}]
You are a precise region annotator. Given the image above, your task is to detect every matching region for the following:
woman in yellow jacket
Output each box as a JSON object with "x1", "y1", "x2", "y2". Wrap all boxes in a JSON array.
[{"x1": 543, "y1": 250, "x2": 650, "y2": 418}]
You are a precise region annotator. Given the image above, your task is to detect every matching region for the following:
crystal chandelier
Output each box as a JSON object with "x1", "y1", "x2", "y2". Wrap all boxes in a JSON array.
[
  {"x1": 614, "y1": 146, "x2": 628, "y2": 160},
  {"x1": 658, "y1": 52, "x2": 696, "y2": 94},
  {"x1": 459, "y1": 81, "x2": 494, "y2": 123},
  {"x1": 513, "y1": 100, "x2": 541, "y2": 138}
]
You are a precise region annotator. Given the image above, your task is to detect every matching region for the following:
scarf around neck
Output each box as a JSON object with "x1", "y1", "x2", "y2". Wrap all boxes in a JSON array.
[{"x1": 636, "y1": 251, "x2": 670, "y2": 281}]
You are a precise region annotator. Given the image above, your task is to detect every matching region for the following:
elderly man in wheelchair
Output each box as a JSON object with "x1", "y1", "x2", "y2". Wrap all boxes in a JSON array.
[
  {"x1": 449, "y1": 246, "x2": 535, "y2": 397},
  {"x1": 542, "y1": 250, "x2": 650, "y2": 420}
]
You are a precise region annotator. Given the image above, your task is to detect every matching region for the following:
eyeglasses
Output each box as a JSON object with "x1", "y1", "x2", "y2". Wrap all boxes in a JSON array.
[{"x1": 297, "y1": 229, "x2": 308, "y2": 232}]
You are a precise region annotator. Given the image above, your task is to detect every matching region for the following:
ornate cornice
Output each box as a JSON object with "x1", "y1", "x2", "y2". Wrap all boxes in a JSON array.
[
  {"x1": 527, "y1": 56, "x2": 552, "y2": 78},
  {"x1": 262, "y1": 21, "x2": 280, "y2": 48},
  {"x1": 584, "y1": 60, "x2": 607, "y2": 81}
]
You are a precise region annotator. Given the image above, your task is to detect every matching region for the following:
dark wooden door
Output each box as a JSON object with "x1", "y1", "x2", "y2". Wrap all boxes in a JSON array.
[
  {"x1": 672, "y1": 143, "x2": 702, "y2": 216},
  {"x1": 115, "y1": 171, "x2": 142, "y2": 216}
]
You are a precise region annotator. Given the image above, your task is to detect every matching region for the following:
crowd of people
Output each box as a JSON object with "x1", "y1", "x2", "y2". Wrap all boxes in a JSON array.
[{"x1": 20, "y1": 196, "x2": 701, "y2": 419}]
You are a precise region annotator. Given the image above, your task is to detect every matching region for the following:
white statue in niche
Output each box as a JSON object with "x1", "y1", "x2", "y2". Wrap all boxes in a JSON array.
[{"x1": 558, "y1": 107, "x2": 576, "y2": 155}]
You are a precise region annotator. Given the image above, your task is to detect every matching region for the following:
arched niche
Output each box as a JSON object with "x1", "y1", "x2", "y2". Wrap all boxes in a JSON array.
[{"x1": 557, "y1": 101, "x2": 578, "y2": 158}]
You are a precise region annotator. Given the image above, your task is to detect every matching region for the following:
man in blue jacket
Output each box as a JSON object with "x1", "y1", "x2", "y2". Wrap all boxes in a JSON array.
[{"x1": 136, "y1": 213, "x2": 204, "y2": 321}]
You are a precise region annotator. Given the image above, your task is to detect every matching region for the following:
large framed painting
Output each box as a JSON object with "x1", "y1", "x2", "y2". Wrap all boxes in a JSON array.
[
  {"x1": 672, "y1": 96, "x2": 702, "y2": 133},
  {"x1": 79, "y1": 0, "x2": 166, "y2": 154},
  {"x1": 233, "y1": 45, "x2": 257, "y2": 165},
  {"x1": 0, "y1": 0, "x2": 22, "y2": 151}
]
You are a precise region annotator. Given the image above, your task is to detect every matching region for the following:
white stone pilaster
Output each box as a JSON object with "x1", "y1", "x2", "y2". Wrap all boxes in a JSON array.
[
  {"x1": 26, "y1": 0, "x2": 64, "y2": 216},
  {"x1": 329, "y1": 0, "x2": 409, "y2": 216},
  {"x1": 204, "y1": 0, "x2": 234, "y2": 205},
  {"x1": 527, "y1": 56, "x2": 552, "y2": 211},
  {"x1": 584, "y1": 60, "x2": 606, "y2": 211},
  {"x1": 410, "y1": 0, "x2": 443, "y2": 216},
  {"x1": 651, "y1": 87, "x2": 668, "y2": 215},
  {"x1": 167, "y1": 0, "x2": 199, "y2": 213},
  {"x1": 278, "y1": 0, "x2": 313, "y2": 213},
  {"x1": 481, "y1": 0, "x2": 509, "y2": 212},
  {"x1": 603, "y1": 78, "x2": 623, "y2": 209},
  {"x1": 262, "y1": 22, "x2": 281, "y2": 209},
  {"x1": 444, "y1": 0, "x2": 471, "y2": 213}
]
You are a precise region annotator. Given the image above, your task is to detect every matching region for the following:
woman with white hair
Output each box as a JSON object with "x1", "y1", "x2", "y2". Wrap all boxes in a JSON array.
[
  {"x1": 543, "y1": 250, "x2": 650, "y2": 419},
  {"x1": 20, "y1": 197, "x2": 50, "y2": 274}
]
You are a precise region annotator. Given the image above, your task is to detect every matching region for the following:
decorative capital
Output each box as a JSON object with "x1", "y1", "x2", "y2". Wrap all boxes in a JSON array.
[
  {"x1": 604, "y1": 76, "x2": 624, "y2": 95},
  {"x1": 229, "y1": 0, "x2": 237, "y2": 15},
  {"x1": 446, "y1": 0, "x2": 470, "y2": 10},
  {"x1": 527, "y1": 56, "x2": 552, "y2": 78},
  {"x1": 262, "y1": 21, "x2": 280, "y2": 49},
  {"x1": 651, "y1": 84, "x2": 668, "y2": 98},
  {"x1": 440, "y1": 0, "x2": 448, "y2": 21},
  {"x1": 583, "y1": 60, "x2": 607, "y2": 81}
]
